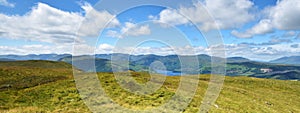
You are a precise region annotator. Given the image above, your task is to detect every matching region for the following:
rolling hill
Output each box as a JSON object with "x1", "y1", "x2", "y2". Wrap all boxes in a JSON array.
[
  {"x1": 0, "y1": 61, "x2": 299, "y2": 112},
  {"x1": 0, "y1": 58, "x2": 15, "y2": 61},
  {"x1": 3, "y1": 54, "x2": 299, "y2": 80},
  {"x1": 227, "y1": 57, "x2": 250, "y2": 63},
  {"x1": 58, "y1": 54, "x2": 300, "y2": 80},
  {"x1": 0, "y1": 60, "x2": 73, "y2": 90},
  {"x1": 59, "y1": 56, "x2": 131, "y2": 72},
  {"x1": 270, "y1": 56, "x2": 300, "y2": 65},
  {"x1": 0, "y1": 54, "x2": 71, "y2": 61}
]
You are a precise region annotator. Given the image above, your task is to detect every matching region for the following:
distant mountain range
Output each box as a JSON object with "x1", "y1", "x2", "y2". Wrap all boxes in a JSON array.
[
  {"x1": 0, "y1": 54, "x2": 71, "y2": 61},
  {"x1": 270, "y1": 56, "x2": 300, "y2": 65},
  {"x1": 1, "y1": 53, "x2": 299, "y2": 80},
  {"x1": 227, "y1": 57, "x2": 251, "y2": 63},
  {"x1": 1, "y1": 53, "x2": 299, "y2": 65},
  {"x1": 58, "y1": 54, "x2": 300, "y2": 80},
  {"x1": 0, "y1": 58, "x2": 15, "y2": 61}
]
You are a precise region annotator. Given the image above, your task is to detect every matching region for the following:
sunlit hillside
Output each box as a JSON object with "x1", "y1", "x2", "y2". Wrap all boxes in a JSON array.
[{"x1": 0, "y1": 61, "x2": 299, "y2": 112}]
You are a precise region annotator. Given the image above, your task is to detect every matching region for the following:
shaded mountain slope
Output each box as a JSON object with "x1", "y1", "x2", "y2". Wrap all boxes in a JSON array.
[{"x1": 270, "y1": 56, "x2": 300, "y2": 65}]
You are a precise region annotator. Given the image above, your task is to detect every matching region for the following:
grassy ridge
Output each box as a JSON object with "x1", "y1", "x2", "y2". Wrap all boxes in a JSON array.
[
  {"x1": 0, "y1": 61, "x2": 73, "y2": 90},
  {"x1": 0, "y1": 79, "x2": 90, "y2": 112},
  {"x1": 89, "y1": 72, "x2": 300, "y2": 112},
  {"x1": 0, "y1": 60, "x2": 72, "y2": 69},
  {"x1": 0, "y1": 61, "x2": 299, "y2": 112},
  {"x1": 0, "y1": 60, "x2": 89, "y2": 112}
]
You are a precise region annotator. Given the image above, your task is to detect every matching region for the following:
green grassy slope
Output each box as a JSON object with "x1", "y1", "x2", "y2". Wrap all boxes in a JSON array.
[
  {"x1": 0, "y1": 61, "x2": 299, "y2": 112},
  {"x1": 79, "y1": 72, "x2": 300, "y2": 112},
  {"x1": 0, "y1": 60, "x2": 89, "y2": 112},
  {"x1": 0, "y1": 60, "x2": 72, "y2": 69},
  {"x1": 0, "y1": 60, "x2": 73, "y2": 90},
  {"x1": 0, "y1": 80, "x2": 90, "y2": 112}
]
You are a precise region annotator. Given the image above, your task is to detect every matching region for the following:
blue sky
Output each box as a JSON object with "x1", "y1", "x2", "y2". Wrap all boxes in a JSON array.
[{"x1": 0, "y1": 0, "x2": 299, "y2": 61}]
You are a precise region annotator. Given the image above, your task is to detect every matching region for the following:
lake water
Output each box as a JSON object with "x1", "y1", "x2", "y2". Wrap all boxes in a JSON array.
[{"x1": 154, "y1": 70, "x2": 183, "y2": 76}]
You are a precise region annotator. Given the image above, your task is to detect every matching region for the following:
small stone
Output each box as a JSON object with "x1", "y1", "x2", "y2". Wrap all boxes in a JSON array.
[{"x1": 214, "y1": 104, "x2": 219, "y2": 108}]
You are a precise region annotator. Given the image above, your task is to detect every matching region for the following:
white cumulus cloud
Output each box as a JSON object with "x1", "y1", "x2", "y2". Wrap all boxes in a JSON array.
[
  {"x1": 231, "y1": 19, "x2": 273, "y2": 38},
  {"x1": 154, "y1": 0, "x2": 255, "y2": 31},
  {"x1": 0, "y1": 0, "x2": 14, "y2": 7},
  {"x1": 106, "y1": 22, "x2": 151, "y2": 38},
  {"x1": 269, "y1": 0, "x2": 300, "y2": 30},
  {"x1": 78, "y1": 2, "x2": 120, "y2": 37},
  {"x1": 95, "y1": 44, "x2": 207, "y2": 55},
  {"x1": 232, "y1": 0, "x2": 300, "y2": 38},
  {"x1": 0, "y1": 2, "x2": 119, "y2": 44}
]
